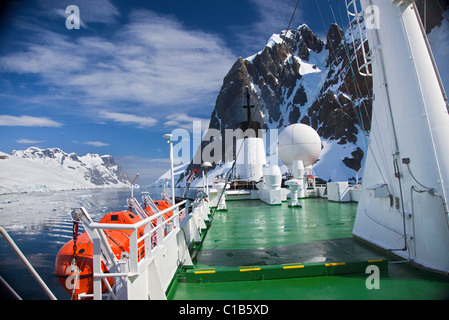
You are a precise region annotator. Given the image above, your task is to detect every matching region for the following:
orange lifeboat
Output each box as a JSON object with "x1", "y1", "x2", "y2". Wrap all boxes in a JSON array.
[
  {"x1": 54, "y1": 210, "x2": 146, "y2": 299},
  {"x1": 146, "y1": 200, "x2": 173, "y2": 222}
]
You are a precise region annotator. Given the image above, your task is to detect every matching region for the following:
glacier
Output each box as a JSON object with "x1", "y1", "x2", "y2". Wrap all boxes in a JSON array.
[{"x1": 0, "y1": 147, "x2": 130, "y2": 194}]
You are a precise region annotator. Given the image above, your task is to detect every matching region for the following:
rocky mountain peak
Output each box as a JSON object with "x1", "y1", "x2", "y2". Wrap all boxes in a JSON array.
[
  {"x1": 282, "y1": 24, "x2": 325, "y2": 59},
  {"x1": 180, "y1": 22, "x2": 374, "y2": 184},
  {"x1": 168, "y1": 3, "x2": 448, "y2": 187},
  {"x1": 326, "y1": 24, "x2": 345, "y2": 66}
]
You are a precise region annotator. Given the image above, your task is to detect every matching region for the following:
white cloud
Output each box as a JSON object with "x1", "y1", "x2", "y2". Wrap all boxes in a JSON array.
[
  {"x1": 164, "y1": 113, "x2": 210, "y2": 131},
  {"x1": 0, "y1": 9, "x2": 235, "y2": 120},
  {"x1": 0, "y1": 43, "x2": 87, "y2": 74},
  {"x1": 83, "y1": 141, "x2": 109, "y2": 147},
  {"x1": 99, "y1": 111, "x2": 157, "y2": 128},
  {"x1": 17, "y1": 138, "x2": 46, "y2": 144},
  {"x1": 0, "y1": 115, "x2": 63, "y2": 127}
]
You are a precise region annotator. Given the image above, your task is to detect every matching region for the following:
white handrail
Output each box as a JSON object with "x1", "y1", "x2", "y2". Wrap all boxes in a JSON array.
[
  {"x1": 0, "y1": 275, "x2": 22, "y2": 300},
  {"x1": 89, "y1": 200, "x2": 186, "y2": 231},
  {"x1": 78, "y1": 199, "x2": 188, "y2": 299},
  {"x1": 0, "y1": 226, "x2": 57, "y2": 300}
]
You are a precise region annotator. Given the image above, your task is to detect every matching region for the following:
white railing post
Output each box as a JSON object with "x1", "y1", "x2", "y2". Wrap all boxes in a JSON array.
[
  {"x1": 156, "y1": 216, "x2": 164, "y2": 245},
  {"x1": 174, "y1": 207, "x2": 180, "y2": 228},
  {"x1": 129, "y1": 230, "x2": 138, "y2": 274},
  {"x1": 144, "y1": 223, "x2": 152, "y2": 258},
  {"x1": 91, "y1": 229, "x2": 103, "y2": 300}
]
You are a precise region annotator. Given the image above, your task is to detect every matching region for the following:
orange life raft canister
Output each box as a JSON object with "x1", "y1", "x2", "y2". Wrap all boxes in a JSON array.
[{"x1": 54, "y1": 210, "x2": 146, "y2": 299}]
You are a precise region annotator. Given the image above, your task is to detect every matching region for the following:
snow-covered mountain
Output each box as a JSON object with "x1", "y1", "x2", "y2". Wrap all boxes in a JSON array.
[
  {"x1": 174, "y1": 3, "x2": 448, "y2": 187},
  {"x1": 176, "y1": 21, "x2": 371, "y2": 185},
  {"x1": 0, "y1": 147, "x2": 130, "y2": 194}
]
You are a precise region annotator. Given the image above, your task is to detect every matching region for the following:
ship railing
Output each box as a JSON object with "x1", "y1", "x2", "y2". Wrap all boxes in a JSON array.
[
  {"x1": 74, "y1": 199, "x2": 189, "y2": 300},
  {"x1": 0, "y1": 226, "x2": 57, "y2": 300}
]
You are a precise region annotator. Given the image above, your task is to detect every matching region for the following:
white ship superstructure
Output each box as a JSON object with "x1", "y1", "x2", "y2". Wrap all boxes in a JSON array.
[{"x1": 352, "y1": 0, "x2": 449, "y2": 273}]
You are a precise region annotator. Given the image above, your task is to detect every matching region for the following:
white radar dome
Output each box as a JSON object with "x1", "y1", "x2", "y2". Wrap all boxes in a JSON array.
[{"x1": 278, "y1": 123, "x2": 321, "y2": 167}]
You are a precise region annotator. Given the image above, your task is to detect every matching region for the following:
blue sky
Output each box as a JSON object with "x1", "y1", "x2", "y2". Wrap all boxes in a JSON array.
[{"x1": 0, "y1": 0, "x2": 341, "y2": 185}]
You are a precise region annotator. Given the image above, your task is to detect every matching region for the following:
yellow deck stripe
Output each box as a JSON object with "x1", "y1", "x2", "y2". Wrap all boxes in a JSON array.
[
  {"x1": 325, "y1": 262, "x2": 346, "y2": 267},
  {"x1": 283, "y1": 265, "x2": 305, "y2": 270},
  {"x1": 239, "y1": 268, "x2": 261, "y2": 272},
  {"x1": 194, "y1": 270, "x2": 216, "y2": 274},
  {"x1": 193, "y1": 260, "x2": 381, "y2": 276}
]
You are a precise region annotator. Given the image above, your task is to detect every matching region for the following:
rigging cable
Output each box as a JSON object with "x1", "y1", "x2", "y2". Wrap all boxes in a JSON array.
[
  {"x1": 204, "y1": 0, "x2": 304, "y2": 254},
  {"x1": 323, "y1": 0, "x2": 395, "y2": 192},
  {"x1": 343, "y1": 1, "x2": 375, "y2": 109},
  {"x1": 336, "y1": 0, "x2": 367, "y2": 150},
  {"x1": 317, "y1": 0, "x2": 371, "y2": 149},
  {"x1": 315, "y1": 0, "x2": 388, "y2": 187},
  {"x1": 194, "y1": 87, "x2": 262, "y2": 260},
  {"x1": 286, "y1": 0, "x2": 301, "y2": 34},
  {"x1": 335, "y1": 2, "x2": 406, "y2": 221},
  {"x1": 210, "y1": 0, "x2": 304, "y2": 226},
  {"x1": 333, "y1": 0, "x2": 372, "y2": 134}
]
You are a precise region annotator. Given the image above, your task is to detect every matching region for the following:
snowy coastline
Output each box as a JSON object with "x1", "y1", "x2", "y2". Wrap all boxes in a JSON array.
[{"x1": 0, "y1": 147, "x2": 130, "y2": 195}]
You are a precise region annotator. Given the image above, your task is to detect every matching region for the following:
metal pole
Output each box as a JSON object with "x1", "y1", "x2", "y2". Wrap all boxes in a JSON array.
[
  {"x1": 0, "y1": 275, "x2": 22, "y2": 300},
  {"x1": 130, "y1": 173, "x2": 139, "y2": 199},
  {"x1": 164, "y1": 134, "x2": 176, "y2": 205},
  {"x1": 0, "y1": 227, "x2": 57, "y2": 300},
  {"x1": 170, "y1": 140, "x2": 175, "y2": 205},
  {"x1": 206, "y1": 171, "x2": 209, "y2": 196},
  {"x1": 202, "y1": 170, "x2": 206, "y2": 193}
]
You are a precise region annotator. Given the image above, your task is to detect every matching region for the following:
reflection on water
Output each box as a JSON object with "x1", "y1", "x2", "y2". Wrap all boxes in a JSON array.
[{"x1": 0, "y1": 187, "x2": 165, "y2": 300}]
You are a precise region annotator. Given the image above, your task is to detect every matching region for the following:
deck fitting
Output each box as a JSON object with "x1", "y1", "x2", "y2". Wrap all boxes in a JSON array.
[{"x1": 182, "y1": 259, "x2": 388, "y2": 283}]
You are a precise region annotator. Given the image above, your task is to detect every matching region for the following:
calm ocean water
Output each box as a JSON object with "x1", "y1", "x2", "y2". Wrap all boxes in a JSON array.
[{"x1": 0, "y1": 186, "x2": 180, "y2": 300}]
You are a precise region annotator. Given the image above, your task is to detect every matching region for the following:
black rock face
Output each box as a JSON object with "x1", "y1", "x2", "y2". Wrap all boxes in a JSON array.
[{"x1": 179, "y1": 22, "x2": 374, "y2": 184}]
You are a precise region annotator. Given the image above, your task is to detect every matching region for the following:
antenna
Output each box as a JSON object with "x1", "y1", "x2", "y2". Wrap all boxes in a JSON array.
[{"x1": 131, "y1": 173, "x2": 139, "y2": 198}]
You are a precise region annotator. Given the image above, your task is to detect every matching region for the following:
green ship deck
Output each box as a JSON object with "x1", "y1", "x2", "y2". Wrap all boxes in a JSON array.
[{"x1": 170, "y1": 198, "x2": 449, "y2": 300}]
